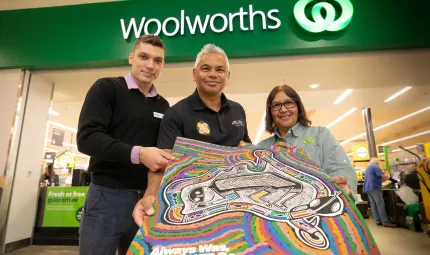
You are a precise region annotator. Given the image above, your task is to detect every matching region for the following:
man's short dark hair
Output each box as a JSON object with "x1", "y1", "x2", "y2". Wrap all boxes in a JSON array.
[{"x1": 132, "y1": 35, "x2": 165, "y2": 52}]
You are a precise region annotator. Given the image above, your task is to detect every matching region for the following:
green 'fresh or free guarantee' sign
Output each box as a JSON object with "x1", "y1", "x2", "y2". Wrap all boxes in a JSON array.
[{"x1": 42, "y1": 187, "x2": 88, "y2": 227}]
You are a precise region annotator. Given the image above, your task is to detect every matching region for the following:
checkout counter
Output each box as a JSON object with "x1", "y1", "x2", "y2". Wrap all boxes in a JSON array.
[
  {"x1": 357, "y1": 177, "x2": 426, "y2": 232},
  {"x1": 382, "y1": 188, "x2": 425, "y2": 231},
  {"x1": 33, "y1": 169, "x2": 90, "y2": 245}
]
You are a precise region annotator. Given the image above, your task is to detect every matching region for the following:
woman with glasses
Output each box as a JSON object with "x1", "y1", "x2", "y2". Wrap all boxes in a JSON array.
[{"x1": 259, "y1": 85, "x2": 357, "y2": 199}]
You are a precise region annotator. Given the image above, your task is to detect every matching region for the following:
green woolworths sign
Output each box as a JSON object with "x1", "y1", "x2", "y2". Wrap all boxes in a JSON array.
[{"x1": 0, "y1": 0, "x2": 429, "y2": 70}]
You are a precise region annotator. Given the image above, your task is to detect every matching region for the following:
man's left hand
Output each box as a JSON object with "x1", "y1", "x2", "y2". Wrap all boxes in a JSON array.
[
  {"x1": 132, "y1": 195, "x2": 156, "y2": 226},
  {"x1": 332, "y1": 176, "x2": 351, "y2": 195}
]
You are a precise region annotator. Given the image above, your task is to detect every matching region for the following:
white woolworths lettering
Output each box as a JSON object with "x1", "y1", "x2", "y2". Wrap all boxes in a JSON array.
[
  {"x1": 210, "y1": 13, "x2": 228, "y2": 33},
  {"x1": 186, "y1": 14, "x2": 210, "y2": 35},
  {"x1": 144, "y1": 18, "x2": 162, "y2": 35},
  {"x1": 163, "y1": 17, "x2": 180, "y2": 36},
  {"x1": 120, "y1": 4, "x2": 281, "y2": 39}
]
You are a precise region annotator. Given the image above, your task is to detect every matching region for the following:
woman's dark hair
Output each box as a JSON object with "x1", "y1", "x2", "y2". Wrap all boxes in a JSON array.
[
  {"x1": 45, "y1": 163, "x2": 53, "y2": 176},
  {"x1": 265, "y1": 85, "x2": 312, "y2": 133}
]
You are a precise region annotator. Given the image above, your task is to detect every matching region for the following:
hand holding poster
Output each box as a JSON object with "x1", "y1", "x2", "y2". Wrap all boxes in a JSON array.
[{"x1": 128, "y1": 137, "x2": 380, "y2": 255}]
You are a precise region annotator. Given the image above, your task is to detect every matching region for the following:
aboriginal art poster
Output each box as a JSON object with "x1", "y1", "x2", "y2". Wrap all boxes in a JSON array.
[{"x1": 128, "y1": 137, "x2": 380, "y2": 255}]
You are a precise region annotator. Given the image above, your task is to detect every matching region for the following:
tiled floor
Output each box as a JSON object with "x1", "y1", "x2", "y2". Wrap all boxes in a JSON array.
[
  {"x1": 365, "y1": 220, "x2": 430, "y2": 254},
  {"x1": 7, "y1": 220, "x2": 430, "y2": 254}
]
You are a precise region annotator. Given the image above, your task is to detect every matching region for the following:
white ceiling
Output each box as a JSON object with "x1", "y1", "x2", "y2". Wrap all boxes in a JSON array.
[
  {"x1": 40, "y1": 49, "x2": 430, "y2": 102},
  {"x1": 37, "y1": 49, "x2": 430, "y2": 157}
]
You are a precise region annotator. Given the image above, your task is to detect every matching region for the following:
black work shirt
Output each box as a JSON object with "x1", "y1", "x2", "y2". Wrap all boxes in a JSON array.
[
  {"x1": 77, "y1": 77, "x2": 169, "y2": 189},
  {"x1": 157, "y1": 90, "x2": 252, "y2": 149}
]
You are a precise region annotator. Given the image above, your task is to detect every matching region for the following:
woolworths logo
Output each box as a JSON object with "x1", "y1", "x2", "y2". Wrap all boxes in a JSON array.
[
  {"x1": 120, "y1": 5, "x2": 281, "y2": 39},
  {"x1": 294, "y1": 0, "x2": 354, "y2": 33}
]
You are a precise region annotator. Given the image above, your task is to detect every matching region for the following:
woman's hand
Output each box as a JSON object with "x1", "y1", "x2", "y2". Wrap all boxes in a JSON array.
[{"x1": 332, "y1": 176, "x2": 351, "y2": 195}]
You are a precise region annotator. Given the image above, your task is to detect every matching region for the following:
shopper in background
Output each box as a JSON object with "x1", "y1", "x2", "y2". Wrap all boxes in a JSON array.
[
  {"x1": 132, "y1": 43, "x2": 252, "y2": 226},
  {"x1": 363, "y1": 158, "x2": 396, "y2": 227},
  {"x1": 40, "y1": 163, "x2": 59, "y2": 187},
  {"x1": 258, "y1": 85, "x2": 358, "y2": 200},
  {"x1": 77, "y1": 35, "x2": 174, "y2": 255}
]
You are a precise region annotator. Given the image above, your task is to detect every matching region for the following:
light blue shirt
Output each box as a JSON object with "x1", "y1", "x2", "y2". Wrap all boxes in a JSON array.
[{"x1": 258, "y1": 123, "x2": 357, "y2": 199}]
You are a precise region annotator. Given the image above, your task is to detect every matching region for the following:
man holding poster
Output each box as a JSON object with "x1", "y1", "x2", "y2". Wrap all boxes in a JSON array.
[
  {"x1": 77, "y1": 35, "x2": 172, "y2": 255},
  {"x1": 133, "y1": 43, "x2": 252, "y2": 225}
]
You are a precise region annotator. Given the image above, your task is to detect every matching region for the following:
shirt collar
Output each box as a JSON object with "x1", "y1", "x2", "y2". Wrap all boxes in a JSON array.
[
  {"x1": 125, "y1": 72, "x2": 158, "y2": 97},
  {"x1": 190, "y1": 89, "x2": 230, "y2": 111},
  {"x1": 274, "y1": 123, "x2": 305, "y2": 138}
]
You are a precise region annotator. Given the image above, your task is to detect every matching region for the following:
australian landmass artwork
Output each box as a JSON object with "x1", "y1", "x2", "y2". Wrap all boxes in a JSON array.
[{"x1": 127, "y1": 137, "x2": 380, "y2": 255}]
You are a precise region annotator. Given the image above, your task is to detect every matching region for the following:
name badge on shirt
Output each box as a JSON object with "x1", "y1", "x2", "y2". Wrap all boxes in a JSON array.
[{"x1": 153, "y1": 112, "x2": 164, "y2": 119}]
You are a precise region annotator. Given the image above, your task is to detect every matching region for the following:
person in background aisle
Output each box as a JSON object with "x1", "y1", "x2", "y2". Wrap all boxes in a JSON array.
[
  {"x1": 258, "y1": 85, "x2": 358, "y2": 200},
  {"x1": 77, "y1": 35, "x2": 174, "y2": 255},
  {"x1": 132, "y1": 43, "x2": 252, "y2": 225},
  {"x1": 40, "y1": 163, "x2": 59, "y2": 187},
  {"x1": 363, "y1": 158, "x2": 396, "y2": 227}
]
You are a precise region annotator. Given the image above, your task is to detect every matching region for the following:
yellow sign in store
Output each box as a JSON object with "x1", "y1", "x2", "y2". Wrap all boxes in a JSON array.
[
  {"x1": 425, "y1": 142, "x2": 430, "y2": 159},
  {"x1": 352, "y1": 145, "x2": 370, "y2": 161}
]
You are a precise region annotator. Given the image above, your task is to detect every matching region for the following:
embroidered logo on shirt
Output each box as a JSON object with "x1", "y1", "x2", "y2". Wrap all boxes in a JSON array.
[
  {"x1": 153, "y1": 112, "x2": 164, "y2": 119},
  {"x1": 232, "y1": 120, "x2": 244, "y2": 127},
  {"x1": 303, "y1": 137, "x2": 315, "y2": 145},
  {"x1": 197, "y1": 121, "x2": 210, "y2": 135}
]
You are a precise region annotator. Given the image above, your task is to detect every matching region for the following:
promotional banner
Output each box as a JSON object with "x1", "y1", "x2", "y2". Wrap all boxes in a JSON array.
[{"x1": 42, "y1": 186, "x2": 88, "y2": 227}]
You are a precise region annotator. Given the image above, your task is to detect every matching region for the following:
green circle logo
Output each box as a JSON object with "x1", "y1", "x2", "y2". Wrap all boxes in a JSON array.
[
  {"x1": 294, "y1": 0, "x2": 354, "y2": 33},
  {"x1": 76, "y1": 206, "x2": 84, "y2": 222}
]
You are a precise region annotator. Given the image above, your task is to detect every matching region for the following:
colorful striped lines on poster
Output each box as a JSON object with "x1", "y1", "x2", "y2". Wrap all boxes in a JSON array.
[{"x1": 128, "y1": 137, "x2": 380, "y2": 255}]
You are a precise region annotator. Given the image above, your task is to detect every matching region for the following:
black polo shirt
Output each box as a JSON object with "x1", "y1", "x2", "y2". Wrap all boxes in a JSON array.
[{"x1": 157, "y1": 90, "x2": 252, "y2": 149}]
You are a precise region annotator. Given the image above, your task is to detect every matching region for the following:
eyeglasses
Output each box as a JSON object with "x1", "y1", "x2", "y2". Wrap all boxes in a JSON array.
[{"x1": 270, "y1": 101, "x2": 296, "y2": 111}]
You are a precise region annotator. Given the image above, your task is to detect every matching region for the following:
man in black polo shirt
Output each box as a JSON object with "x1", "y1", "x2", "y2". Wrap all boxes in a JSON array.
[
  {"x1": 132, "y1": 44, "x2": 251, "y2": 225},
  {"x1": 77, "y1": 35, "x2": 173, "y2": 255}
]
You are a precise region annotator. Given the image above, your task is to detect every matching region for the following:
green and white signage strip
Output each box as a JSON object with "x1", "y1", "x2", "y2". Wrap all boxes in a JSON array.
[
  {"x1": 42, "y1": 187, "x2": 88, "y2": 227},
  {"x1": 0, "y1": 0, "x2": 429, "y2": 70}
]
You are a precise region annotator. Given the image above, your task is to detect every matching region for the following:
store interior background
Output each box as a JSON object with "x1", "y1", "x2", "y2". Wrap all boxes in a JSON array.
[{"x1": 37, "y1": 49, "x2": 430, "y2": 183}]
